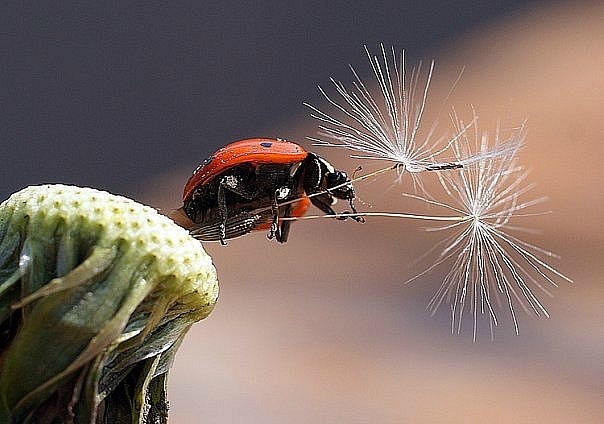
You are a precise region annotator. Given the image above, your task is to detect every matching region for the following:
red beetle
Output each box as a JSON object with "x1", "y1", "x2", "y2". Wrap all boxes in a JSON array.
[{"x1": 172, "y1": 138, "x2": 363, "y2": 244}]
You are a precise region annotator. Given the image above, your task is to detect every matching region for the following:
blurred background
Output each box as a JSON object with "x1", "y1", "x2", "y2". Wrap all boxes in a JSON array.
[{"x1": 4, "y1": 1, "x2": 603, "y2": 422}]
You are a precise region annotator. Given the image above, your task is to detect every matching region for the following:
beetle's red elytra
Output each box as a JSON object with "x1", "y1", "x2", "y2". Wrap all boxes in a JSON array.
[
  {"x1": 183, "y1": 139, "x2": 308, "y2": 202},
  {"x1": 176, "y1": 138, "x2": 363, "y2": 245}
]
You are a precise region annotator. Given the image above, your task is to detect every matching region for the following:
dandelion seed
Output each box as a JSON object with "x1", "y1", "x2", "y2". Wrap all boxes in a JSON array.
[
  {"x1": 410, "y1": 119, "x2": 573, "y2": 340},
  {"x1": 304, "y1": 44, "x2": 508, "y2": 178}
]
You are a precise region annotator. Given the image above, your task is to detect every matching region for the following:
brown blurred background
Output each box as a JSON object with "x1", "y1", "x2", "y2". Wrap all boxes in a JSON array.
[{"x1": 6, "y1": 1, "x2": 604, "y2": 422}]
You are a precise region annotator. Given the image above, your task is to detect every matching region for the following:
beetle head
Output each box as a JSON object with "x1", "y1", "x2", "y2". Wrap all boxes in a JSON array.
[
  {"x1": 306, "y1": 154, "x2": 355, "y2": 202},
  {"x1": 324, "y1": 167, "x2": 355, "y2": 201}
]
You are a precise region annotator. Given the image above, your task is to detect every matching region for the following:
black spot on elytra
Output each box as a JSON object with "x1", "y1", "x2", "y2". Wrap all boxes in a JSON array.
[{"x1": 260, "y1": 142, "x2": 273, "y2": 148}]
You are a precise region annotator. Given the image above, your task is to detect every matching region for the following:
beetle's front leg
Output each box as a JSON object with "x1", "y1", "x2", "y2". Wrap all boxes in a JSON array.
[
  {"x1": 346, "y1": 196, "x2": 365, "y2": 223},
  {"x1": 311, "y1": 192, "x2": 364, "y2": 223},
  {"x1": 310, "y1": 193, "x2": 343, "y2": 219}
]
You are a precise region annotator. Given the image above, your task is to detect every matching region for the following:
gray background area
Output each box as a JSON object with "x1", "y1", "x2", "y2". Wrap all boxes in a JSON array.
[{"x1": 3, "y1": 1, "x2": 534, "y2": 199}]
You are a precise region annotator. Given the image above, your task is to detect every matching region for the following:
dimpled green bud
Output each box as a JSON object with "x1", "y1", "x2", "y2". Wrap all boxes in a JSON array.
[{"x1": 0, "y1": 184, "x2": 219, "y2": 423}]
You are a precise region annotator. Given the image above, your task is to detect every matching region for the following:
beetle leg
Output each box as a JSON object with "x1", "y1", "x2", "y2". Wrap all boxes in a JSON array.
[
  {"x1": 309, "y1": 193, "x2": 345, "y2": 220},
  {"x1": 267, "y1": 190, "x2": 281, "y2": 241},
  {"x1": 346, "y1": 196, "x2": 365, "y2": 223},
  {"x1": 266, "y1": 189, "x2": 294, "y2": 243},
  {"x1": 217, "y1": 174, "x2": 256, "y2": 245},
  {"x1": 217, "y1": 177, "x2": 231, "y2": 245},
  {"x1": 310, "y1": 193, "x2": 364, "y2": 223},
  {"x1": 276, "y1": 204, "x2": 292, "y2": 243}
]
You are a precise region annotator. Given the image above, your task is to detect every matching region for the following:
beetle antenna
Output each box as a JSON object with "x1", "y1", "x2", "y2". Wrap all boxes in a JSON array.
[{"x1": 351, "y1": 165, "x2": 363, "y2": 179}]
